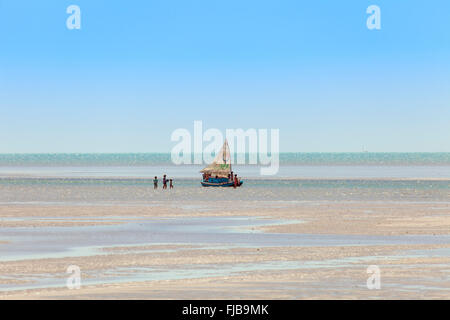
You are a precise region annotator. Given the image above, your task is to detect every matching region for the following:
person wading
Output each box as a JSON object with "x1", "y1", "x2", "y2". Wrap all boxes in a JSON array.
[{"x1": 163, "y1": 174, "x2": 168, "y2": 189}]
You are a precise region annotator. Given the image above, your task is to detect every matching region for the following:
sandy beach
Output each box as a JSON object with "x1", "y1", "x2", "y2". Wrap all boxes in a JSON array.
[{"x1": 1, "y1": 198, "x2": 449, "y2": 299}]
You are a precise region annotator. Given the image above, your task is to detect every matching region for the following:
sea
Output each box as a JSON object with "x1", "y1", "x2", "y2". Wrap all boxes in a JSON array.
[{"x1": 0, "y1": 153, "x2": 449, "y2": 203}]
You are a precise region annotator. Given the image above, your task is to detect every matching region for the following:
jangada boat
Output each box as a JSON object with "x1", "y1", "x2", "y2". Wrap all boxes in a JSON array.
[{"x1": 200, "y1": 139, "x2": 243, "y2": 187}]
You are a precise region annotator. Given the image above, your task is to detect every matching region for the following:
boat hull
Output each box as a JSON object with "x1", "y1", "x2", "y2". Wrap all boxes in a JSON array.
[{"x1": 201, "y1": 181, "x2": 244, "y2": 187}]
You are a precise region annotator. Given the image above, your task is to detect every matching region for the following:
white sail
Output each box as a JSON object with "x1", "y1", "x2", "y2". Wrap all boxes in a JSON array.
[{"x1": 200, "y1": 139, "x2": 231, "y2": 177}]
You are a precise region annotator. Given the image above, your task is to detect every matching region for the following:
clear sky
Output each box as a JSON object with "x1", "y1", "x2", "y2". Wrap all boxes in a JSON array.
[{"x1": 0, "y1": 0, "x2": 449, "y2": 153}]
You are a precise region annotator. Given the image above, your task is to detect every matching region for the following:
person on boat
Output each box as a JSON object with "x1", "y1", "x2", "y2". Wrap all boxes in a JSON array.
[
  {"x1": 163, "y1": 174, "x2": 167, "y2": 189},
  {"x1": 153, "y1": 176, "x2": 158, "y2": 189},
  {"x1": 169, "y1": 179, "x2": 173, "y2": 189}
]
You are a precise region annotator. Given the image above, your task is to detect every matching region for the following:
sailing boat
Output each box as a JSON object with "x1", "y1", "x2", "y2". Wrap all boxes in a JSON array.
[{"x1": 200, "y1": 139, "x2": 243, "y2": 187}]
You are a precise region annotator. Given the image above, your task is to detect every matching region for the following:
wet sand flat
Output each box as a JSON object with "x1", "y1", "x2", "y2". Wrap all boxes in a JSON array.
[{"x1": 1, "y1": 200, "x2": 449, "y2": 299}]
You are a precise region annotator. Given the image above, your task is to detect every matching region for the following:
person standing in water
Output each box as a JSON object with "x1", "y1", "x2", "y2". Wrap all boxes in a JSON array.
[
  {"x1": 163, "y1": 174, "x2": 167, "y2": 189},
  {"x1": 153, "y1": 176, "x2": 158, "y2": 189},
  {"x1": 169, "y1": 179, "x2": 173, "y2": 189}
]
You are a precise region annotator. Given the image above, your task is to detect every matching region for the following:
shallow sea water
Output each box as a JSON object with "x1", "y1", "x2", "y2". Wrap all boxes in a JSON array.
[{"x1": 0, "y1": 176, "x2": 449, "y2": 203}]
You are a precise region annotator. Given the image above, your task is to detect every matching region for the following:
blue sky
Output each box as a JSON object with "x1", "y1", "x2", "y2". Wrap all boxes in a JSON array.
[{"x1": 0, "y1": 0, "x2": 449, "y2": 152}]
